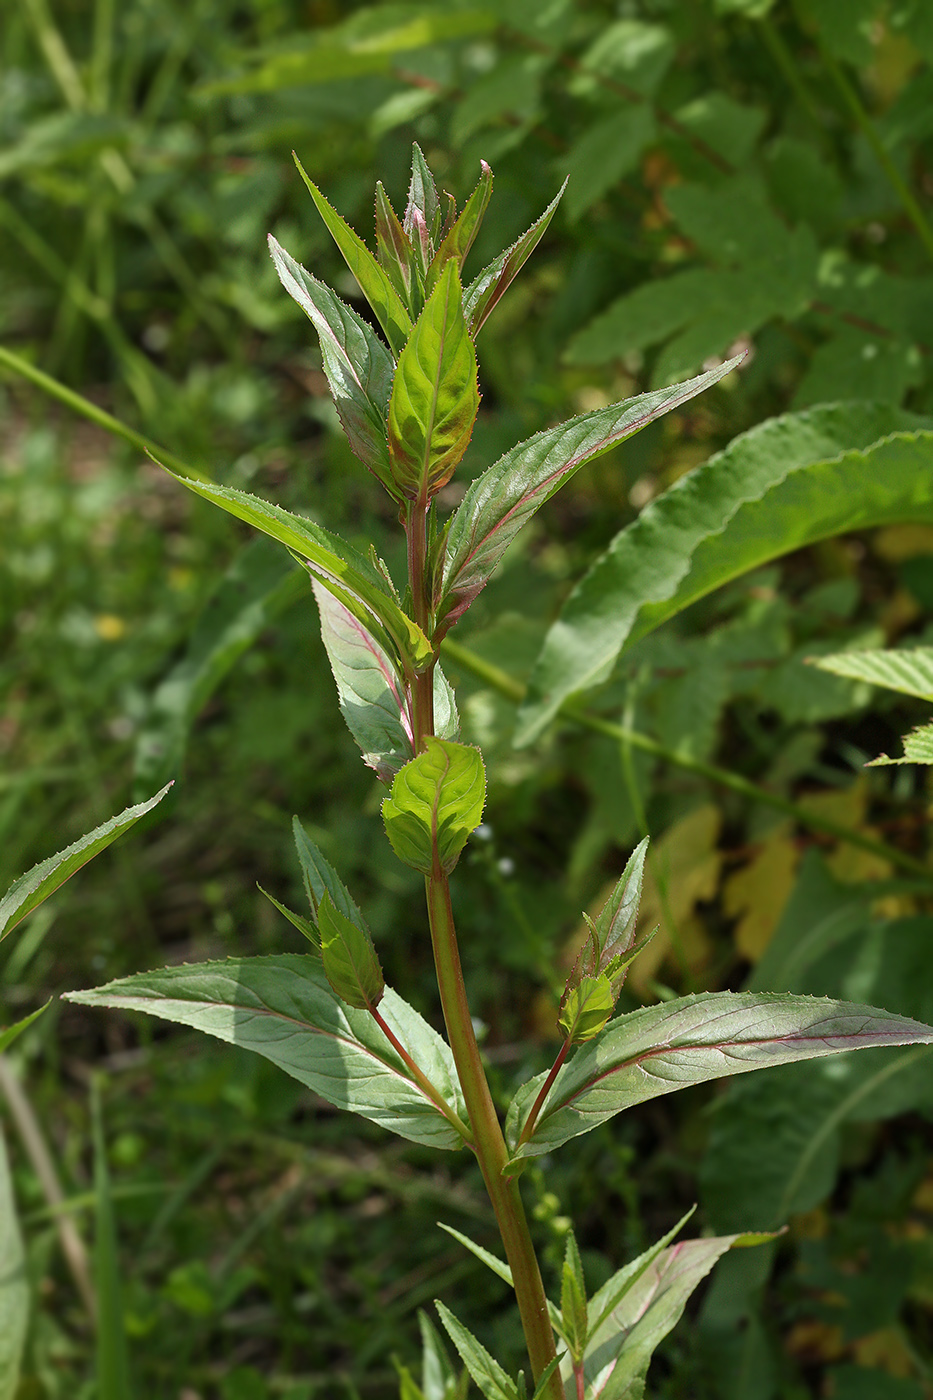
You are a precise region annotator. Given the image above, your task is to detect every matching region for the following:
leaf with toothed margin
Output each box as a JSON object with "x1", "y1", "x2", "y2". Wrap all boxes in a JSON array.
[
  {"x1": 294, "y1": 153, "x2": 413, "y2": 356},
  {"x1": 505, "y1": 991, "x2": 933, "y2": 1161},
  {"x1": 291, "y1": 818, "x2": 365, "y2": 930},
  {"x1": 159, "y1": 469, "x2": 433, "y2": 674},
  {"x1": 388, "y1": 260, "x2": 480, "y2": 503},
  {"x1": 268, "y1": 235, "x2": 395, "y2": 491},
  {"x1": 427, "y1": 161, "x2": 494, "y2": 293},
  {"x1": 463, "y1": 179, "x2": 566, "y2": 336},
  {"x1": 439, "y1": 358, "x2": 743, "y2": 632},
  {"x1": 66, "y1": 955, "x2": 467, "y2": 1151},
  {"x1": 434, "y1": 1302, "x2": 519, "y2": 1400},
  {"x1": 382, "y1": 739, "x2": 485, "y2": 876},
  {"x1": 375, "y1": 181, "x2": 414, "y2": 309},
  {"x1": 318, "y1": 893, "x2": 385, "y2": 1010},
  {"x1": 0, "y1": 784, "x2": 171, "y2": 942}
]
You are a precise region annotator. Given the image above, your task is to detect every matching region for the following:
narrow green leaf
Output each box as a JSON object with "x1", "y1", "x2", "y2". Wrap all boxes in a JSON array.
[
  {"x1": 375, "y1": 181, "x2": 414, "y2": 309},
  {"x1": 427, "y1": 160, "x2": 494, "y2": 290},
  {"x1": 405, "y1": 143, "x2": 442, "y2": 244},
  {"x1": 293, "y1": 154, "x2": 412, "y2": 356},
  {"x1": 67, "y1": 956, "x2": 467, "y2": 1151},
  {"x1": 257, "y1": 886, "x2": 320, "y2": 949},
  {"x1": 561, "y1": 1231, "x2": 588, "y2": 1360},
  {"x1": 437, "y1": 1223, "x2": 514, "y2": 1287},
  {"x1": 529, "y1": 1360, "x2": 562, "y2": 1400},
  {"x1": 867, "y1": 722, "x2": 933, "y2": 766},
  {"x1": 161, "y1": 470, "x2": 433, "y2": 673},
  {"x1": 268, "y1": 235, "x2": 395, "y2": 488},
  {"x1": 382, "y1": 739, "x2": 486, "y2": 875},
  {"x1": 587, "y1": 1207, "x2": 696, "y2": 1343},
  {"x1": 580, "y1": 1232, "x2": 750, "y2": 1400},
  {"x1": 92, "y1": 1080, "x2": 131, "y2": 1400},
  {"x1": 0, "y1": 1001, "x2": 51, "y2": 1055},
  {"x1": 0, "y1": 783, "x2": 171, "y2": 942},
  {"x1": 387, "y1": 260, "x2": 479, "y2": 502},
  {"x1": 291, "y1": 818, "x2": 365, "y2": 929},
  {"x1": 418, "y1": 1308, "x2": 465, "y2": 1400},
  {"x1": 434, "y1": 1301, "x2": 517, "y2": 1400},
  {"x1": 463, "y1": 180, "x2": 567, "y2": 336},
  {"x1": 517, "y1": 407, "x2": 933, "y2": 744},
  {"x1": 318, "y1": 892, "x2": 385, "y2": 1009},
  {"x1": 506, "y1": 992, "x2": 933, "y2": 1159},
  {"x1": 0, "y1": 1126, "x2": 27, "y2": 1400},
  {"x1": 439, "y1": 360, "x2": 742, "y2": 631},
  {"x1": 812, "y1": 646, "x2": 933, "y2": 700}
]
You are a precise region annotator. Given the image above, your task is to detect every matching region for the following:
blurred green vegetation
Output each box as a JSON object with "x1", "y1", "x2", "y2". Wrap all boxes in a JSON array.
[{"x1": 3, "y1": 0, "x2": 933, "y2": 1396}]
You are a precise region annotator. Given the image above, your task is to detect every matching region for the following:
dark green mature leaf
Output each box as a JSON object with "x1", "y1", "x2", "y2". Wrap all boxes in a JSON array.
[
  {"x1": 505, "y1": 992, "x2": 933, "y2": 1160},
  {"x1": 516, "y1": 407, "x2": 933, "y2": 744},
  {"x1": 388, "y1": 260, "x2": 479, "y2": 502},
  {"x1": 463, "y1": 180, "x2": 568, "y2": 336},
  {"x1": 294, "y1": 154, "x2": 413, "y2": 357},
  {"x1": 268, "y1": 235, "x2": 395, "y2": 488},
  {"x1": 162, "y1": 470, "x2": 433, "y2": 673},
  {"x1": 439, "y1": 359, "x2": 742, "y2": 631},
  {"x1": 580, "y1": 1232, "x2": 756, "y2": 1400},
  {"x1": 561, "y1": 107, "x2": 656, "y2": 223},
  {"x1": 318, "y1": 893, "x2": 385, "y2": 1009},
  {"x1": 434, "y1": 1302, "x2": 516, "y2": 1400},
  {"x1": 0, "y1": 1002, "x2": 51, "y2": 1055},
  {"x1": 0, "y1": 784, "x2": 171, "y2": 942},
  {"x1": 0, "y1": 1126, "x2": 27, "y2": 1400},
  {"x1": 382, "y1": 739, "x2": 486, "y2": 875},
  {"x1": 67, "y1": 956, "x2": 467, "y2": 1151},
  {"x1": 561, "y1": 1231, "x2": 588, "y2": 1360}
]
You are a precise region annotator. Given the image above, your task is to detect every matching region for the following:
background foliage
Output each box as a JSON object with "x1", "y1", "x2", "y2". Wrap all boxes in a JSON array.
[{"x1": 3, "y1": 0, "x2": 933, "y2": 1396}]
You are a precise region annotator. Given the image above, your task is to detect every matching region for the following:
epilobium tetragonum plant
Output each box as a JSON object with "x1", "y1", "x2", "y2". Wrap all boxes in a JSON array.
[{"x1": 68, "y1": 149, "x2": 933, "y2": 1400}]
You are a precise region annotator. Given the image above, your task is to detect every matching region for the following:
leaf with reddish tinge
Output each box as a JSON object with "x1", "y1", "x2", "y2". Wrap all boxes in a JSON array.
[
  {"x1": 268, "y1": 235, "x2": 395, "y2": 489},
  {"x1": 463, "y1": 179, "x2": 566, "y2": 336},
  {"x1": 439, "y1": 359, "x2": 743, "y2": 631},
  {"x1": 506, "y1": 991, "x2": 933, "y2": 1160}
]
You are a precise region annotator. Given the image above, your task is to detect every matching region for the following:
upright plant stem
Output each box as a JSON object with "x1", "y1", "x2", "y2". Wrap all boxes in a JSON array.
[
  {"x1": 407, "y1": 498, "x2": 435, "y2": 748},
  {"x1": 424, "y1": 870, "x2": 561, "y2": 1396}
]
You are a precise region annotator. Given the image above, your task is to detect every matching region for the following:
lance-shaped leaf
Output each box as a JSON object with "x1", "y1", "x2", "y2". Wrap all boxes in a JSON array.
[
  {"x1": 439, "y1": 360, "x2": 742, "y2": 631},
  {"x1": 505, "y1": 992, "x2": 933, "y2": 1161},
  {"x1": 0, "y1": 1002, "x2": 51, "y2": 1056},
  {"x1": 463, "y1": 179, "x2": 567, "y2": 337},
  {"x1": 560, "y1": 840, "x2": 650, "y2": 1042},
  {"x1": 579, "y1": 1232, "x2": 762, "y2": 1400},
  {"x1": 375, "y1": 181, "x2": 414, "y2": 309},
  {"x1": 561, "y1": 1231, "x2": 588, "y2": 1362},
  {"x1": 405, "y1": 143, "x2": 442, "y2": 248},
  {"x1": 67, "y1": 956, "x2": 467, "y2": 1151},
  {"x1": 318, "y1": 892, "x2": 385, "y2": 1009},
  {"x1": 258, "y1": 886, "x2": 320, "y2": 948},
  {"x1": 383, "y1": 739, "x2": 486, "y2": 876},
  {"x1": 0, "y1": 783, "x2": 171, "y2": 942},
  {"x1": 434, "y1": 1302, "x2": 517, "y2": 1400},
  {"x1": 387, "y1": 260, "x2": 479, "y2": 502},
  {"x1": 312, "y1": 579, "x2": 414, "y2": 782},
  {"x1": 268, "y1": 235, "x2": 395, "y2": 490},
  {"x1": 292, "y1": 817, "x2": 367, "y2": 936},
  {"x1": 294, "y1": 153, "x2": 413, "y2": 356},
  {"x1": 0, "y1": 1126, "x2": 27, "y2": 1400},
  {"x1": 162, "y1": 471, "x2": 433, "y2": 673},
  {"x1": 427, "y1": 161, "x2": 493, "y2": 293},
  {"x1": 516, "y1": 408, "x2": 933, "y2": 745}
]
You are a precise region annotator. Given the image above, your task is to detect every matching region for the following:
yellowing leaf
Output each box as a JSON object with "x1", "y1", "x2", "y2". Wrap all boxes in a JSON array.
[
  {"x1": 628, "y1": 805, "x2": 721, "y2": 993},
  {"x1": 723, "y1": 824, "x2": 799, "y2": 963}
]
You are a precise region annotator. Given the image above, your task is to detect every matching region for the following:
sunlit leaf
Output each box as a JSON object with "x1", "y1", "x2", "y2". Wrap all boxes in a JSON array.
[
  {"x1": 463, "y1": 180, "x2": 567, "y2": 336},
  {"x1": 382, "y1": 739, "x2": 486, "y2": 875}
]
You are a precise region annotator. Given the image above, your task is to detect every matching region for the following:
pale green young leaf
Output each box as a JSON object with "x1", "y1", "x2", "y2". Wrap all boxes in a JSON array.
[
  {"x1": 0, "y1": 1001, "x2": 52, "y2": 1055},
  {"x1": 318, "y1": 893, "x2": 385, "y2": 1010},
  {"x1": 161, "y1": 470, "x2": 433, "y2": 673},
  {"x1": 294, "y1": 154, "x2": 412, "y2": 356},
  {"x1": 463, "y1": 180, "x2": 567, "y2": 337},
  {"x1": 67, "y1": 956, "x2": 467, "y2": 1151},
  {"x1": 812, "y1": 646, "x2": 933, "y2": 700},
  {"x1": 867, "y1": 722, "x2": 933, "y2": 766},
  {"x1": 382, "y1": 739, "x2": 486, "y2": 875},
  {"x1": 434, "y1": 1301, "x2": 517, "y2": 1400},
  {"x1": 558, "y1": 973, "x2": 615, "y2": 1043},
  {"x1": 516, "y1": 408, "x2": 933, "y2": 744},
  {"x1": 0, "y1": 1126, "x2": 27, "y2": 1400},
  {"x1": 292, "y1": 818, "x2": 366, "y2": 929},
  {"x1": 505, "y1": 992, "x2": 933, "y2": 1160},
  {"x1": 0, "y1": 783, "x2": 171, "y2": 942},
  {"x1": 439, "y1": 359, "x2": 742, "y2": 631},
  {"x1": 257, "y1": 886, "x2": 320, "y2": 949},
  {"x1": 561, "y1": 1231, "x2": 588, "y2": 1361},
  {"x1": 268, "y1": 235, "x2": 395, "y2": 489},
  {"x1": 387, "y1": 260, "x2": 479, "y2": 502},
  {"x1": 437, "y1": 1223, "x2": 514, "y2": 1288}
]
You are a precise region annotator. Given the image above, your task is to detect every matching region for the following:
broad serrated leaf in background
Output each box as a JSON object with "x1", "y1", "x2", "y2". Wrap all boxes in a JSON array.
[
  {"x1": 67, "y1": 956, "x2": 467, "y2": 1151},
  {"x1": 560, "y1": 107, "x2": 656, "y2": 222},
  {"x1": 516, "y1": 409, "x2": 933, "y2": 743}
]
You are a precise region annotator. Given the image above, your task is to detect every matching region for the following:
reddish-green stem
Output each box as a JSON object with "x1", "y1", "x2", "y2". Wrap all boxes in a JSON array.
[
  {"x1": 406, "y1": 495, "x2": 434, "y2": 748},
  {"x1": 369, "y1": 1003, "x2": 473, "y2": 1145},
  {"x1": 517, "y1": 1036, "x2": 571, "y2": 1149}
]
